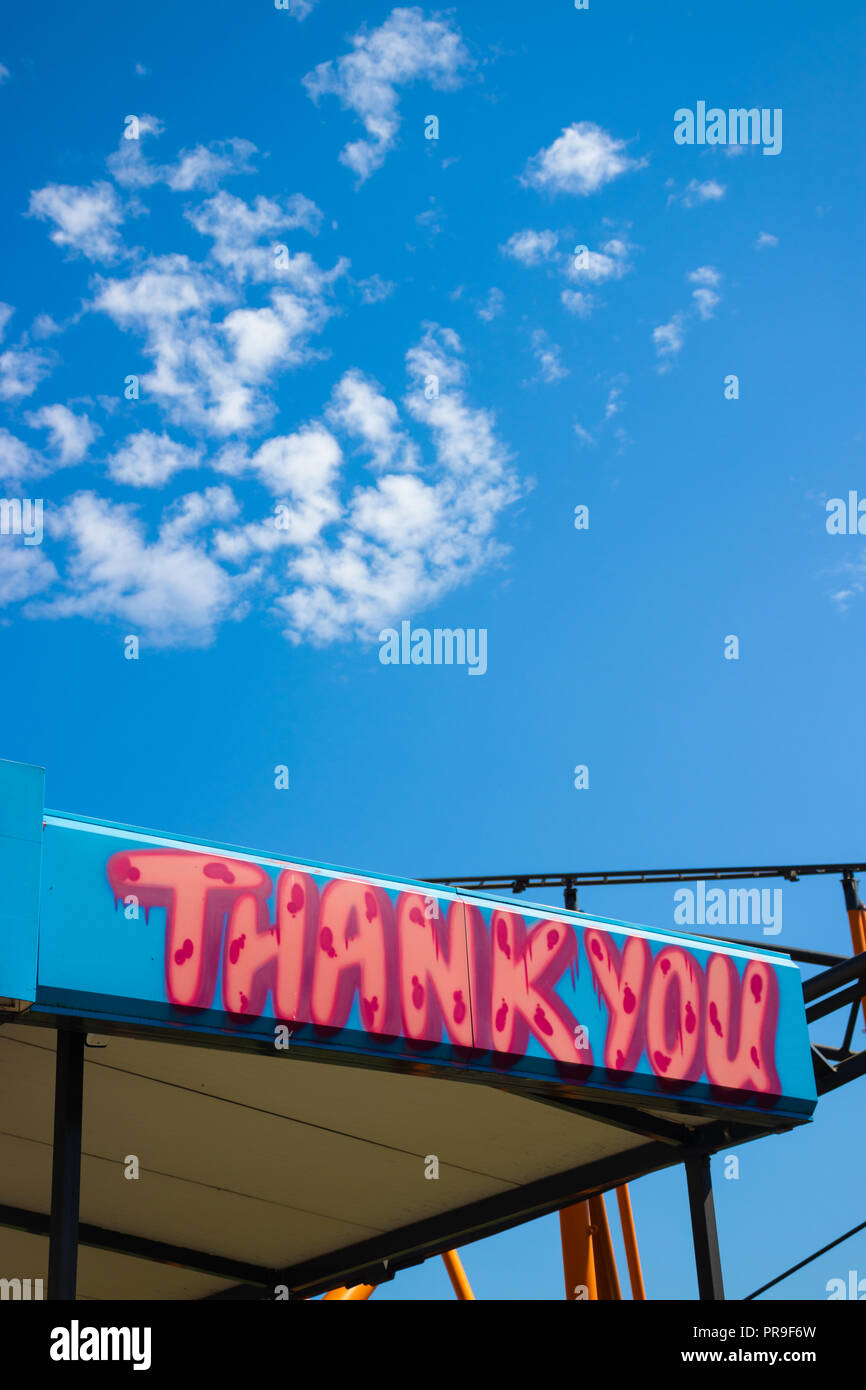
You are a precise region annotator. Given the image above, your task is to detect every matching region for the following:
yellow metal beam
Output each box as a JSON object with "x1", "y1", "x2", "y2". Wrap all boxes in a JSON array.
[
  {"x1": 559, "y1": 1200, "x2": 597, "y2": 1299},
  {"x1": 615, "y1": 1184, "x2": 647, "y2": 1300},
  {"x1": 441, "y1": 1249, "x2": 475, "y2": 1300},
  {"x1": 588, "y1": 1193, "x2": 622, "y2": 1300}
]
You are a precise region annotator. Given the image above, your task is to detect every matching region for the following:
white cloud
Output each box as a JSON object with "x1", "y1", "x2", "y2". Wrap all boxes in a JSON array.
[
  {"x1": 0, "y1": 346, "x2": 52, "y2": 400},
  {"x1": 653, "y1": 315, "x2": 686, "y2": 359},
  {"x1": 530, "y1": 329, "x2": 568, "y2": 384},
  {"x1": 688, "y1": 266, "x2": 720, "y2": 288},
  {"x1": 29, "y1": 181, "x2": 126, "y2": 261},
  {"x1": 0, "y1": 64, "x2": 10, "y2": 86},
  {"x1": 107, "y1": 118, "x2": 256, "y2": 194},
  {"x1": 30, "y1": 491, "x2": 237, "y2": 647},
  {"x1": 16, "y1": 112, "x2": 522, "y2": 650},
  {"x1": 691, "y1": 288, "x2": 719, "y2": 319},
  {"x1": 166, "y1": 139, "x2": 257, "y2": 192},
  {"x1": 105, "y1": 114, "x2": 165, "y2": 188},
  {"x1": 25, "y1": 404, "x2": 99, "y2": 465},
  {"x1": 357, "y1": 273, "x2": 395, "y2": 304},
  {"x1": 303, "y1": 7, "x2": 472, "y2": 181},
  {"x1": 92, "y1": 254, "x2": 225, "y2": 327},
  {"x1": 500, "y1": 229, "x2": 559, "y2": 266},
  {"x1": 561, "y1": 289, "x2": 595, "y2": 317},
  {"x1": 654, "y1": 269, "x2": 723, "y2": 362},
  {"x1": 565, "y1": 238, "x2": 631, "y2": 286},
  {"x1": 0, "y1": 429, "x2": 40, "y2": 481},
  {"x1": 285, "y1": 0, "x2": 317, "y2": 16},
  {"x1": 186, "y1": 191, "x2": 325, "y2": 284},
  {"x1": 688, "y1": 265, "x2": 721, "y2": 319},
  {"x1": 0, "y1": 303, "x2": 14, "y2": 340},
  {"x1": 0, "y1": 543, "x2": 57, "y2": 605},
  {"x1": 522, "y1": 122, "x2": 644, "y2": 196},
  {"x1": 91, "y1": 251, "x2": 337, "y2": 437},
  {"x1": 506, "y1": 230, "x2": 631, "y2": 319},
  {"x1": 476, "y1": 288, "x2": 504, "y2": 323},
  {"x1": 755, "y1": 231, "x2": 779, "y2": 249},
  {"x1": 160, "y1": 485, "x2": 239, "y2": 543},
  {"x1": 215, "y1": 425, "x2": 344, "y2": 550},
  {"x1": 673, "y1": 179, "x2": 726, "y2": 208},
  {"x1": 415, "y1": 196, "x2": 444, "y2": 237},
  {"x1": 31, "y1": 314, "x2": 62, "y2": 339},
  {"x1": 327, "y1": 370, "x2": 418, "y2": 472},
  {"x1": 273, "y1": 325, "x2": 519, "y2": 644},
  {"x1": 107, "y1": 430, "x2": 202, "y2": 487}
]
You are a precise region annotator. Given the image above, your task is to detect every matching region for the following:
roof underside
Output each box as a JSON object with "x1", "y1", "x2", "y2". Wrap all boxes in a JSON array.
[{"x1": 0, "y1": 1020, "x2": 775, "y2": 1299}]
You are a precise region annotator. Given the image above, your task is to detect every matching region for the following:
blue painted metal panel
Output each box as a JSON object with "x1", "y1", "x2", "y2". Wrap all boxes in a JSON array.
[{"x1": 0, "y1": 759, "x2": 44, "y2": 1004}]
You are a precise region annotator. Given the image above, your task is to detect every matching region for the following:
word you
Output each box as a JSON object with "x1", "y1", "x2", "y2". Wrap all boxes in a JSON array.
[
  {"x1": 0, "y1": 497, "x2": 43, "y2": 546},
  {"x1": 674, "y1": 882, "x2": 782, "y2": 936},
  {"x1": 379, "y1": 621, "x2": 487, "y2": 676},
  {"x1": 674, "y1": 103, "x2": 782, "y2": 156}
]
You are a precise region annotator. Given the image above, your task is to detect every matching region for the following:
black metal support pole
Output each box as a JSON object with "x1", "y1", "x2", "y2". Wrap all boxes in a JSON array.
[
  {"x1": 685, "y1": 1154, "x2": 724, "y2": 1301},
  {"x1": 563, "y1": 881, "x2": 578, "y2": 912},
  {"x1": 47, "y1": 1029, "x2": 84, "y2": 1301}
]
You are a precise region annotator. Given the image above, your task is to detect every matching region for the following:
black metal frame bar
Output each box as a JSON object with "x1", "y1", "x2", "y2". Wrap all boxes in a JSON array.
[
  {"x1": 685, "y1": 1154, "x2": 725, "y2": 1301},
  {"x1": 802, "y1": 951, "x2": 866, "y2": 1095},
  {"x1": 744, "y1": 1217, "x2": 866, "y2": 1300},
  {"x1": 422, "y1": 861, "x2": 866, "y2": 892},
  {"x1": 47, "y1": 1029, "x2": 84, "y2": 1300},
  {"x1": 0, "y1": 1203, "x2": 272, "y2": 1288}
]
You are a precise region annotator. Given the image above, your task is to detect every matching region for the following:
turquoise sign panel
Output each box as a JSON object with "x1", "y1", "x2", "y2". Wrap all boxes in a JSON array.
[
  {"x1": 0, "y1": 759, "x2": 44, "y2": 1006},
  {"x1": 22, "y1": 806, "x2": 816, "y2": 1122}
]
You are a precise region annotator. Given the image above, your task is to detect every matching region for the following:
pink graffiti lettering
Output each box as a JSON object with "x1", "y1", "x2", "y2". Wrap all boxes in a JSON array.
[
  {"x1": 705, "y1": 954, "x2": 780, "y2": 1094},
  {"x1": 310, "y1": 880, "x2": 399, "y2": 1034},
  {"x1": 223, "y1": 870, "x2": 319, "y2": 1021},
  {"x1": 490, "y1": 910, "x2": 588, "y2": 1064},
  {"x1": 646, "y1": 946, "x2": 704, "y2": 1083},
  {"x1": 584, "y1": 928, "x2": 651, "y2": 1072},
  {"x1": 396, "y1": 894, "x2": 474, "y2": 1047},
  {"x1": 107, "y1": 850, "x2": 271, "y2": 1009},
  {"x1": 103, "y1": 851, "x2": 783, "y2": 1100}
]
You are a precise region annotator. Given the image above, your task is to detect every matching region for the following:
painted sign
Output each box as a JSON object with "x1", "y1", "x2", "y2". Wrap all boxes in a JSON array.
[
  {"x1": 22, "y1": 820, "x2": 816, "y2": 1123},
  {"x1": 0, "y1": 762, "x2": 816, "y2": 1121}
]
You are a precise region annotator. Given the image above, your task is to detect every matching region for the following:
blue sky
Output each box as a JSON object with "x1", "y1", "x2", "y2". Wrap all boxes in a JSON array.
[{"x1": 1, "y1": 0, "x2": 864, "y2": 1299}]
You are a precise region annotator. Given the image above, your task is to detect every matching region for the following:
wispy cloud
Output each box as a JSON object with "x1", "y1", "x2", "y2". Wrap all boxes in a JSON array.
[
  {"x1": 667, "y1": 178, "x2": 726, "y2": 209},
  {"x1": 476, "y1": 288, "x2": 504, "y2": 323},
  {"x1": 530, "y1": 329, "x2": 568, "y2": 383},
  {"x1": 500, "y1": 229, "x2": 559, "y2": 266},
  {"x1": 303, "y1": 7, "x2": 472, "y2": 182},
  {"x1": 653, "y1": 267, "x2": 722, "y2": 367}
]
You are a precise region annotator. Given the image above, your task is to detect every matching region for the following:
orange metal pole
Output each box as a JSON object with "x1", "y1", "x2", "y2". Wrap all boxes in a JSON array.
[
  {"x1": 559, "y1": 1200, "x2": 597, "y2": 1300},
  {"x1": 441, "y1": 1249, "x2": 475, "y2": 1300},
  {"x1": 322, "y1": 1283, "x2": 376, "y2": 1300},
  {"x1": 842, "y1": 875, "x2": 866, "y2": 1028},
  {"x1": 615, "y1": 1184, "x2": 647, "y2": 1300},
  {"x1": 588, "y1": 1193, "x2": 622, "y2": 1300}
]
